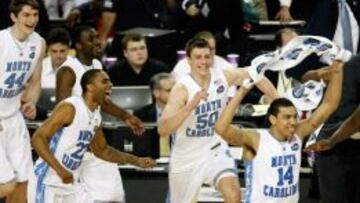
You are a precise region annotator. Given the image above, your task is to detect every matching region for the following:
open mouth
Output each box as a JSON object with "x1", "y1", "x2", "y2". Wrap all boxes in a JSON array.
[{"x1": 104, "y1": 90, "x2": 112, "y2": 101}]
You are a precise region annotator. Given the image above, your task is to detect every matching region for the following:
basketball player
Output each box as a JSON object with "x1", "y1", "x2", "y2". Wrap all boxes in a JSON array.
[
  {"x1": 0, "y1": 0, "x2": 46, "y2": 202},
  {"x1": 214, "y1": 60, "x2": 344, "y2": 202},
  {"x1": 158, "y1": 38, "x2": 274, "y2": 203},
  {"x1": 55, "y1": 25, "x2": 144, "y2": 202},
  {"x1": 28, "y1": 69, "x2": 155, "y2": 203}
]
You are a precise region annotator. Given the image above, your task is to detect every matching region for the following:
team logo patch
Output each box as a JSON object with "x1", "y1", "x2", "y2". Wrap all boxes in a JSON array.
[
  {"x1": 291, "y1": 143, "x2": 299, "y2": 151},
  {"x1": 217, "y1": 85, "x2": 225, "y2": 93},
  {"x1": 292, "y1": 85, "x2": 306, "y2": 98}
]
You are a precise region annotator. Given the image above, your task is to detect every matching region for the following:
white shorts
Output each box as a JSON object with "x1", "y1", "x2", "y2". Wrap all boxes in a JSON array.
[
  {"x1": 0, "y1": 112, "x2": 32, "y2": 183},
  {"x1": 79, "y1": 152, "x2": 125, "y2": 202},
  {"x1": 27, "y1": 170, "x2": 86, "y2": 203},
  {"x1": 169, "y1": 148, "x2": 238, "y2": 203}
]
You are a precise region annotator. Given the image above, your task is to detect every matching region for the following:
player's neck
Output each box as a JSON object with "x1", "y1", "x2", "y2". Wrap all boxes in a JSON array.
[
  {"x1": 82, "y1": 95, "x2": 98, "y2": 111},
  {"x1": 269, "y1": 127, "x2": 287, "y2": 142},
  {"x1": 10, "y1": 26, "x2": 29, "y2": 41},
  {"x1": 76, "y1": 52, "x2": 93, "y2": 66},
  {"x1": 190, "y1": 71, "x2": 210, "y2": 89}
]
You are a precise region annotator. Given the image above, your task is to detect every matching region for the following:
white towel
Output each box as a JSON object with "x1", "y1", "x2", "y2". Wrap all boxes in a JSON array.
[{"x1": 248, "y1": 35, "x2": 352, "y2": 81}]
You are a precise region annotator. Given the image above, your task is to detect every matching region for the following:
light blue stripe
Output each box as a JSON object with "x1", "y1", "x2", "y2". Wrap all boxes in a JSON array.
[
  {"x1": 34, "y1": 128, "x2": 64, "y2": 203},
  {"x1": 244, "y1": 161, "x2": 253, "y2": 203}
]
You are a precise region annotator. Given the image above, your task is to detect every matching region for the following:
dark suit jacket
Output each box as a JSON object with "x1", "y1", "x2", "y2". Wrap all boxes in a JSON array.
[
  {"x1": 305, "y1": 0, "x2": 360, "y2": 51},
  {"x1": 133, "y1": 103, "x2": 158, "y2": 122}
]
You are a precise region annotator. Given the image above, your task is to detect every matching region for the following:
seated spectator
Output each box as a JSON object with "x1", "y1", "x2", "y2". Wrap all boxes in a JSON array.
[
  {"x1": 41, "y1": 27, "x2": 71, "y2": 88},
  {"x1": 107, "y1": 33, "x2": 169, "y2": 86},
  {"x1": 134, "y1": 73, "x2": 175, "y2": 156}
]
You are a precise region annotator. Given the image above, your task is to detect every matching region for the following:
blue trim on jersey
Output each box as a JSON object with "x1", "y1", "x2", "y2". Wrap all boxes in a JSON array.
[
  {"x1": 244, "y1": 161, "x2": 253, "y2": 203},
  {"x1": 34, "y1": 128, "x2": 64, "y2": 203}
]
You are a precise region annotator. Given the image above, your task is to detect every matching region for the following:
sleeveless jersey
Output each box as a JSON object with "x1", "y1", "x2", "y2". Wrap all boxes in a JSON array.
[
  {"x1": 34, "y1": 96, "x2": 101, "y2": 189},
  {"x1": 0, "y1": 28, "x2": 43, "y2": 118},
  {"x1": 59, "y1": 57, "x2": 102, "y2": 96},
  {"x1": 244, "y1": 129, "x2": 302, "y2": 203},
  {"x1": 170, "y1": 68, "x2": 230, "y2": 173}
]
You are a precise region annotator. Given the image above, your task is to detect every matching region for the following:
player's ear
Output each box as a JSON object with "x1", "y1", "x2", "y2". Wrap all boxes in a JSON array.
[
  {"x1": 10, "y1": 13, "x2": 17, "y2": 23},
  {"x1": 269, "y1": 114, "x2": 277, "y2": 125}
]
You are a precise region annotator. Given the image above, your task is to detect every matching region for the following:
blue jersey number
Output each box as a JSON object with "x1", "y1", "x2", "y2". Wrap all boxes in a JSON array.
[
  {"x1": 70, "y1": 142, "x2": 89, "y2": 160},
  {"x1": 4, "y1": 73, "x2": 26, "y2": 89},
  {"x1": 277, "y1": 166, "x2": 294, "y2": 186},
  {"x1": 196, "y1": 111, "x2": 219, "y2": 129}
]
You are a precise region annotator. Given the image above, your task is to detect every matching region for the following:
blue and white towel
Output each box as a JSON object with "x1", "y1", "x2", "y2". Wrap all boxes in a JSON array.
[{"x1": 248, "y1": 35, "x2": 352, "y2": 81}]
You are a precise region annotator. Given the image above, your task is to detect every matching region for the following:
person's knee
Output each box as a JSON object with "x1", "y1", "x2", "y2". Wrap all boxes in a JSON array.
[{"x1": 0, "y1": 182, "x2": 17, "y2": 198}]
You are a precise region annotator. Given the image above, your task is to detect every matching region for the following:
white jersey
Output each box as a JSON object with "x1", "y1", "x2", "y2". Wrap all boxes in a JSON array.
[
  {"x1": 41, "y1": 56, "x2": 70, "y2": 88},
  {"x1": 170, "y1": 68, "x2": 230, "y2": 173},
  {"x1": 58, "y1": 57, "x2": 102, "y2": 96},
  {"x1": 244, "y1": 129, "x2": 302, "y2": 203},
  {"x1": 33, "y1": 96, "x2": 101, "y2": 190},
  {"x1": 0, "y1": 28, "x2": 43, "y2": 118}
]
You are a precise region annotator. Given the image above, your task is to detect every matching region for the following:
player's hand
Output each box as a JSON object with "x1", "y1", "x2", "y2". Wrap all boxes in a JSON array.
[
  {"x1": 240, "y1": 78, "x2": 254, "y2": 91},
  {"x1": 304, "y1": 139, "x2": 333, "y2": 152},
  {"x1": 57, "y1": 168, "x2": 74, "y2": 184},
  {"x1": 275, "y1": 6, "x2": 293, "y2": 23},
  {"x1": 187, "y1": 90, "x2": 208, "y2": 110},
  {"x1": 136, "y1": 157, "x2": 156, "y2": 168},
  {"x1": 125, "y1": 116, "x2": 145, "y2": 136},
  {"x1": 21, "y1": 102, "x2": 36, "y2": 120}
]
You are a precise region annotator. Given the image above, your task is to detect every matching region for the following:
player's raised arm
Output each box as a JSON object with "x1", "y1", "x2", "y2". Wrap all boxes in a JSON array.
[
  {"x1": 215, "y1": 81, "x2": 258, "y2": 147},
  {"x1": 296, "y1": 61, "x2": 344, "y2": 139}
]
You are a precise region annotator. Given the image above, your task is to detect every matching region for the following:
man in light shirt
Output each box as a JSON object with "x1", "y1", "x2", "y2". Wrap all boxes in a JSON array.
[{"x1": 41, "y1": 28, "x2": 71, "y2": 88}]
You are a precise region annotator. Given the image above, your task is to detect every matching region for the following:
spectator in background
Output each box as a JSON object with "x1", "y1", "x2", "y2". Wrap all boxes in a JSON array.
[
  {"x1": 41, "y1": 27, "x2": 71, "y2": 88},
  {"x1": 134, "y1": 73, "x2": 176, "y2": 156},
  {"x1": 107, "y1": 33, "x2": 169, "y2": 86},
  {"x1": 44, "y1": 0, "x2": 75, "y2": 20},
  {"x1": 181, "y1": 0, "x2": 245, "y2": 41},
  {"x1": 305, "y1": 0, "x2": 360, "y2": 54},
  {"x1": 66, "y1": 0, "x2": 104, "y2": 28},
  {"x1": 97, "y1": 0, "x2": 181, "y2": 48}
]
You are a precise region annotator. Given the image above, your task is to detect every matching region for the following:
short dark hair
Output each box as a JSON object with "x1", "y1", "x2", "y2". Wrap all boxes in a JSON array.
[
  {"x1": 121, "y1": 33, "x2": 146, "y2": 50},
  {"x1": 81, "y1": 69, "x2": 102, "y2": 93},
  {"x1": 72, "y1": 25, "x2": 93, "y2": 45},
  {"x1": 274, "y1": 28, "x2": 298, "y2": 47},
  {"x1": 9, "y1": 0, "x2": 39, "y2": 16},
  {"x1": 267, "y1": 98, "x2": 295, "y2": 117},
  {"x1": 185, "y1": 37, "x2": 211, "y2": 57},
  {"x1": 46, "y1": 27, "x2": 71, "y2": 47},
  {"x1": 149, "y1": 72, "x2": 173, "y2": 91}
]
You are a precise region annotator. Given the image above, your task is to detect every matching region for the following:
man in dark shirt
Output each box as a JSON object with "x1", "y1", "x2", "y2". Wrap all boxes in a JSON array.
[
  {"x1": 107, "y1": 33, "x2": 169, "y2": 86},
  {"x1": 302, "y1": 54, "x2": 360, "y2": 203}
]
